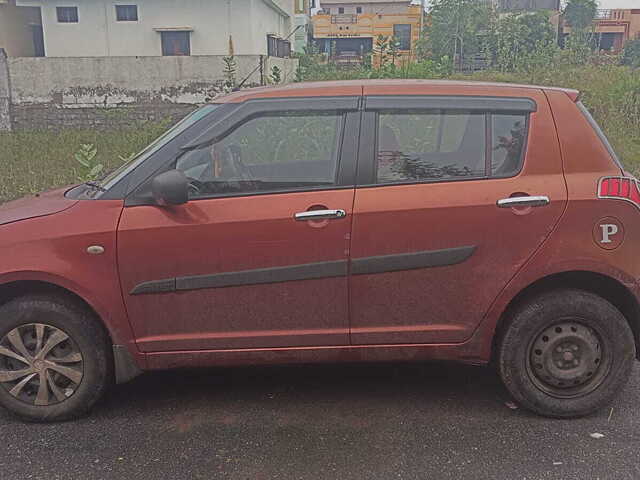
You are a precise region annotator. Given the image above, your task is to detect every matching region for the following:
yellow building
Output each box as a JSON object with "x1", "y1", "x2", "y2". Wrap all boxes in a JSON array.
[
  {"x1": 0, "y1": 0, "x2": 42, "y2": 57},
  {"x1": 563, "y1": 9, "x2": 640, "y2": 52},
  {"x1": 312, "y1": 0, "x2": 422, "y2": 63}
]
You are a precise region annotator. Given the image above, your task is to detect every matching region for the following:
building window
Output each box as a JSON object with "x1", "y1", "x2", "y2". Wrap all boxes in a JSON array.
[
  {"x1": 393, "y1": 24, "x2": 412, "y2": 50},
  {"x1": 356, "y1": 7, "x2": 362, "y2": 13},
  {"x1": 161, "y1": 31, "x2": 191, "y2": 56},
  {"x1": 56, "y1": 6, "x2": 79, "y2": 23},
  {"x1": 338, "y1": 7, "x2": 345, "y2": 13},
  {"x1": 267, "y1": 35, "x2": 291, "y2": 58},
  {"x1": 116, "y1": 5, "x2": 138, "y2": 22}
]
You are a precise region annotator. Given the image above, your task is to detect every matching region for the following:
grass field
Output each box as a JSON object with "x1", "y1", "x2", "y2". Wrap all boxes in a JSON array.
[
  {"x1": 0, "y1": 65, "x2": 638, "y2": 204},
  {"x1": 0, "y1": 122, "x2": 169, "y2": 203}
]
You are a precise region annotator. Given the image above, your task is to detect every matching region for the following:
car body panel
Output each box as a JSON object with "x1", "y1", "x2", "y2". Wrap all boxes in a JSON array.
[
  {"x1": 0, "y1": 187, "x2": 78, "y2": 226},
  {"x1": 348, "y1": 88, "x2": 568, "y2": 345},
  {"x1": 0, "y1": 199, "x2": 143, "y2": 363},
  {"x1": 118, "y1": 189, "x2": 355, "y2": 352}
]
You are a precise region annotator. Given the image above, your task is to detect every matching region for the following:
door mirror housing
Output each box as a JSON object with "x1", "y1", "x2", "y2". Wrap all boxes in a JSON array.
[{"x1": 151, "y1": 170, "x2": 189, "y2": 206}]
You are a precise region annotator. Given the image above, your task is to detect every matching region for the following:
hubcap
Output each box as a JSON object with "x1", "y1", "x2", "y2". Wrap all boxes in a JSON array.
[
  {"x1": 0, "y1": 324, "x2": 83, "y2": 406},
  {"x1": 528, "y1": 321, "x2": 608, "y2": 398}
]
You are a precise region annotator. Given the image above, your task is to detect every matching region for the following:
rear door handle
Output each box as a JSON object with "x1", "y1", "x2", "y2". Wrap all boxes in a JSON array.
[
  {"x1": 294, "y1": 209, "x2": 347, "y2": 221},
  {"x1": 497, "y1": 196, "x2": 550, "y2": 208}
]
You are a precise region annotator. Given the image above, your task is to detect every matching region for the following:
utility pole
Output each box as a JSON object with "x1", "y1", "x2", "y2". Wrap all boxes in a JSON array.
[{"x1": 420, "y1": 0, "x2": 426, "y2": 40}]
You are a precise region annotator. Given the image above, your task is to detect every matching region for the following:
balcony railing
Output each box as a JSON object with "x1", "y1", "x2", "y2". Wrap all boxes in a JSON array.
[
  {"x1": 596, "y1": 9, "x2": 613, "y2": 19},
  {"x1": 595, "y1": 9, "x2": 626, "y2": 20},
  {"x1": 331, "y1": 14, "x2": 358, "y2": 24}
]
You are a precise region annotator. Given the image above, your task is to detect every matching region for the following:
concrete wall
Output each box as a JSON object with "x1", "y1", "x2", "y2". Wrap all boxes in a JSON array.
[
  {"x1": 0, "y1": 1, "x2": 41, "y2": 57},
  {"x1": 1, "y1": 54, "x2": 298, "y2": 130},
  {"x1": 16, "y1": 0, "x2": 292, "y2": 57}
]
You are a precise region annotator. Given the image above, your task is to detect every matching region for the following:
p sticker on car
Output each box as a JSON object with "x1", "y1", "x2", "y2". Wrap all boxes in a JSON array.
[{"x1": 593, "y1": 217, "x2": 624, "y2": 250}]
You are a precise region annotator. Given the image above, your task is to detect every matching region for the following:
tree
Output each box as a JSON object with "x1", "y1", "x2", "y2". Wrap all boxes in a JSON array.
[
  {"x1": 492, "y1": 12, "x2": 557, "y2": 72},
  {"x1": 424, "y1": 0, "x2": 495, "y2": 69},
  {"x1": 222, "y1": 36, "x2": 237, "y2": 90},
  {"x1": 564, "y1": 0, "x2": 598, "y2": 31},
  {"x1": 563, "y1": 0, "x2": 597, "y2": 62}
]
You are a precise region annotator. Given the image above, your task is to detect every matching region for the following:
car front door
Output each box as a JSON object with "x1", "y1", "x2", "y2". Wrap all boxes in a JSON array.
[
  {"x1": 349, "y1": 91, "x2": 567, "y2": 345},
  {"x1": 117, "y1": 98, "x2": 360, "y2": 352}
]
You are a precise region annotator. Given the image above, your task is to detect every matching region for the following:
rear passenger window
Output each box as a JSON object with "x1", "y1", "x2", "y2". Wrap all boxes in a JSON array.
[{"x1": 375, "y1": 111, "x2": 527, "y2": 184}]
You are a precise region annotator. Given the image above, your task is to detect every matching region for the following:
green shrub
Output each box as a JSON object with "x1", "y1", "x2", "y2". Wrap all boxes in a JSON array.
[{"x1": 622, "y1": 39, "x2": 640, "y2": 69}]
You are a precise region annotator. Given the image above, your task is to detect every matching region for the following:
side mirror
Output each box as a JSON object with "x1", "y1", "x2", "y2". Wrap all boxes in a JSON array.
[{"x1": 151, "y1": 170, "x2": 189, "y2": 206}]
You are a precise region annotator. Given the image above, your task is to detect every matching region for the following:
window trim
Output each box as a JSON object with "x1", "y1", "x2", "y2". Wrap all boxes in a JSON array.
[
  {"x1": 365, "y1": 95, "x2": 538, "y2": 113},
  {"x1": 356, "y1": 105, "x2": 531, "y2": 188},
  {"x1": 115, "y1": 4, "x2": 139, "y2": 22},
  {"x1": 56, "y1": 6, "x2": 79, "y2": 23}
]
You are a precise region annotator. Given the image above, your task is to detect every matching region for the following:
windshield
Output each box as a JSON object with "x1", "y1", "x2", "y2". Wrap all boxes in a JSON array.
[{"x1": 97, "y1": 104, "x2": 219, "y2": 191}]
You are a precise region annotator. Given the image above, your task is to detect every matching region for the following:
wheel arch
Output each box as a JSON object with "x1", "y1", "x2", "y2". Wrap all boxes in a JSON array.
[
  {"x1": 0, "y1": 279, "x2": 142, "y2": 383},
  {"x1": 493, "y1": 271, "x2": 640, "y2": 361},
  {"x1": 0, "y1": 280, "x2": 113, "y2": 341}
]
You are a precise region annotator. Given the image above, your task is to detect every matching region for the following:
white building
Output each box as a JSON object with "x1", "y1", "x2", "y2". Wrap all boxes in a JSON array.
[{"x1": 15, "y1": 0, "x2": 294, "y2": 57}]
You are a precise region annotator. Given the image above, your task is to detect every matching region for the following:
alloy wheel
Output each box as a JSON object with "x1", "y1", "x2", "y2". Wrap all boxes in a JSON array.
[{"x1": 0, "y1": 324, "x2": 84, "y2": 406}]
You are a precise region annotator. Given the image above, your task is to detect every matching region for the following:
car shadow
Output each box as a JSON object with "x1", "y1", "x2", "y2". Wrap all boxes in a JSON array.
[{"x1": 93, "y1": 361, "x2": 515, "y2": 420}]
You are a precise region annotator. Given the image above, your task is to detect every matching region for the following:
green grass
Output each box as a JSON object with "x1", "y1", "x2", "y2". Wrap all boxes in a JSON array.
[{"x1": 0, "y1": 121, "x2": 170, "y2": 203}]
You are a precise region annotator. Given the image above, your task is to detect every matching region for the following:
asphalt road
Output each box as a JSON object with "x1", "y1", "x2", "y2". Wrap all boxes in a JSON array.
[{"x1": 1, "y1": 361, "x2": 639, "y2": 480}]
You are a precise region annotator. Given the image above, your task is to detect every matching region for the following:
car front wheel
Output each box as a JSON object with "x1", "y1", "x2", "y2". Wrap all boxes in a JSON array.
[
  {"x1": 0, "y1": 294, "x2": 111, "y2": 422},
  {"x1": 498, "y1": 289, "x2": 636, "y2": 418}
]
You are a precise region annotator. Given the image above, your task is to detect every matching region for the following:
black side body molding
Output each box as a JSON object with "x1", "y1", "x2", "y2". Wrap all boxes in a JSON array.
[
  {"x1": 130, "y1": 246, "x2": 476, "y2": 295},
  {"x1": 351, "y1": 245, "x2": 476, "y2": 275}
]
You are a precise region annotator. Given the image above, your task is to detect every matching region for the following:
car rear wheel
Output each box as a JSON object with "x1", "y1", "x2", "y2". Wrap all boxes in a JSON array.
[
  {"x1": 0, "y1": 295, "x2": 111, "y2": 422},
  {"x1": 498, "y1": 289, "x2": 636, "y2": 418}
]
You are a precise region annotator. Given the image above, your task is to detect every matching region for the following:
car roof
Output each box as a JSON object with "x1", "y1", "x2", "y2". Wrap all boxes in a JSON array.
[{"x1": 215, "y1": 79, "x2": 580, "y2": 104}]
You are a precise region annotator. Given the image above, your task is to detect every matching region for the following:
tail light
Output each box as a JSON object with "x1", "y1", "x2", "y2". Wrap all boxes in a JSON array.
[{"x1": 598, "y1": 176, "x2": 640, "y2": 207}]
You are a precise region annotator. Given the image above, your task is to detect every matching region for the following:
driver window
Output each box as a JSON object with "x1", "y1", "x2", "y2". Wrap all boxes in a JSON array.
[{"x1": 175, "y1": 111, "x2": 343, "y2": 199}]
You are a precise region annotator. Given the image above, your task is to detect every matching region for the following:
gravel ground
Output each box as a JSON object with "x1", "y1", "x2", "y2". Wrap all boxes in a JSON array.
[{"x1": 1, "y1": 361, "x2": 639, "y2": 480}]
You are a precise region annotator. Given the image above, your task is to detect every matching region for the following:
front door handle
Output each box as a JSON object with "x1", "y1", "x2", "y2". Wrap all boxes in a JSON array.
[
  {"x1": 294, "y1": 209, "x2": 347, "y2": 221},
  {"x1": 497, "y1": 196, "x2": 550, "y2": 208}
]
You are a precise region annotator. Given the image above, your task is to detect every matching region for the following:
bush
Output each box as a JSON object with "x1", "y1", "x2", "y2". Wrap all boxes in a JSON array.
[{"x1": 622, "y1": 39, "x2": 640, "y2": 69}]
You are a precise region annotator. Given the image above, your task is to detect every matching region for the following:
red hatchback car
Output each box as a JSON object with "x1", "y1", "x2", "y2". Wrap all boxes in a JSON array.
[{"x1": 0, "y1": 80, "x2": 638, "y2": 422}]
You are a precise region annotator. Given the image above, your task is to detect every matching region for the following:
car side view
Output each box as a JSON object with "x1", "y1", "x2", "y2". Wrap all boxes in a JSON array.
[{"x1": 0, "y1": 80, "x2": 638, "y2": 422}]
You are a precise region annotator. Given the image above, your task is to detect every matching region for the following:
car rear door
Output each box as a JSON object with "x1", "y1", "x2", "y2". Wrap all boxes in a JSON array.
[
  {"x1": 349, "y1": 89, "x2": 567, "y2": 345},
  {"x1": 117, "y1": 97, "x2": 360, "y2": 352}
]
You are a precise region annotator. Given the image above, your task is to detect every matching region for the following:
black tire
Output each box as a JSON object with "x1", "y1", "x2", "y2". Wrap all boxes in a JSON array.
[
  {"x1": 498, "y1": 289, "x2": 636, "y2": 418},
  {"x1": 0, "y1": 294, "x2": 111, "y2": 422}
]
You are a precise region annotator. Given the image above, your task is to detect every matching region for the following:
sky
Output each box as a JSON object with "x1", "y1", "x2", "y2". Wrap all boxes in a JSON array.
[{"x1": 598, "y1": 0, "x2": 639, "y2": 7}]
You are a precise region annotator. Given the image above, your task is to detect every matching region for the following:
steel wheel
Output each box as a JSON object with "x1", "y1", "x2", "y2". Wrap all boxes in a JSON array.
[
  {"x1": 0, "y1": 323, "x2": 84, "y2": 406},
  {"x1": 526, "y1": 320, "x2": 610, "y2": 399}
]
